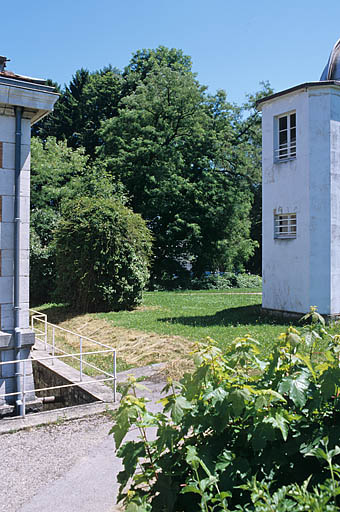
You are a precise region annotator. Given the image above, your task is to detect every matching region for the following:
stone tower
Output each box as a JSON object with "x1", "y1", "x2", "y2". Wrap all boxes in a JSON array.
[
  {"x1": 258, "y1": 39, "x2": 340, "y2": 319},
  {"x1": 0, "y1": 58, "x2": 58, "y2": 415}
]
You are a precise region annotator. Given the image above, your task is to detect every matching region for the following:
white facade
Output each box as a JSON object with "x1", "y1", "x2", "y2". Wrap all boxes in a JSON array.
[{"x1": 260, "y1": 82, "x2": 340, "y2": 316}]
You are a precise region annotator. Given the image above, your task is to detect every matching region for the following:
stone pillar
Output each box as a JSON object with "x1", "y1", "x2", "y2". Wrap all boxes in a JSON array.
[{"x1": 0, "y1": 73, "x2": 58, "y2": 413}]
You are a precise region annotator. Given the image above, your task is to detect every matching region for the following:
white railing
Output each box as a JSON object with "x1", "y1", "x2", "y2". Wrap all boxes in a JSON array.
[
  {"x1": 0, "y1": 310, "x2": 117, "y2": 418},
  {"x1": 274, "y1": 144, "x2": 296, "y2": 161}
]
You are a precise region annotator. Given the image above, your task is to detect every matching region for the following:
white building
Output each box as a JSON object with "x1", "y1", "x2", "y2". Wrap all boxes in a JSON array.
[
  {"x1": 0, "y1": 57, "x2": 58, "y2": 415},
  {"x1": 258, "y1": 39, "x2": 340, "y2": 318}
]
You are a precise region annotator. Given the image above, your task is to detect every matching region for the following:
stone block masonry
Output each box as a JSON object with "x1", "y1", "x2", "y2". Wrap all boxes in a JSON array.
[{"x1": 0, "y1": 68, "x2": 58, "y2": 413}]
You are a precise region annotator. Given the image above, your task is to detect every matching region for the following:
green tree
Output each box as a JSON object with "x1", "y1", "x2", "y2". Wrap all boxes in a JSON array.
[
  {"x1": 78, "y1": 66, "x2": 122, "y2": 157},
  {"x1": 228, "y1": 82, "x2": 273, "y2": 274},
  {"x1": 30, "y1": 137, "x2": 123, "y2": 304},
  {"x1": 32, "y1": 67, "x2": 122, "y2": 158},
  {"x1": 99, "y1": 65, "x2": 256, "y2": 284},
  {"x1": 31, "y1": 47, "x2": 270, "y2": 284},
  {"x1": 32, "y1": 69, "x2": 90, "y2": 145},
  {"x1": 55, "y1": 196, "x2": 153, "y2": 312},
  {"x1": 31, "y1": 137, "x2": 89, "y2": 211}
]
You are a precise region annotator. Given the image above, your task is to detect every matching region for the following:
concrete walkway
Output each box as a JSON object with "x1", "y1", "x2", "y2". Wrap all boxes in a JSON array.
[{"x1": 1, "y1": 365, "x2": 165, "y2": 512}]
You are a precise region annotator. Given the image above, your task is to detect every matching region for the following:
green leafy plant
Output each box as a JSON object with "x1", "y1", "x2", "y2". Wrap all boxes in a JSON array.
[
  {"x1": 111, "y1": 309, "x2": 340, "y2": 510},
  {"x1": 55, "y1": 196, "x2": 153, "y2": 312},
  {"x1": 234, "y1": 273, "x2": 262, "y2": 289},
  {"x1": 189, "y1": 272, "x2": 262, "y2": 291}
]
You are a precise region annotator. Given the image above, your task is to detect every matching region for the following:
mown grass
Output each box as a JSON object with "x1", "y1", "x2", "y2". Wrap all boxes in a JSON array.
[
  {"x1": 37, "y1": 289, "x2": 340, "y2": 372},
  {"x1": 97, "y1": 288, "x2": 296, "y2": 357}
]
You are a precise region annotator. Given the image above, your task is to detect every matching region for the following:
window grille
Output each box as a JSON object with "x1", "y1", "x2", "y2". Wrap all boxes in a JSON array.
[
  {"x1": 275, "y1": 112, "x2": 296, "y2": 161},
  {"x1": 274, "y1": 213, "x2": 296, "y2": 239}
]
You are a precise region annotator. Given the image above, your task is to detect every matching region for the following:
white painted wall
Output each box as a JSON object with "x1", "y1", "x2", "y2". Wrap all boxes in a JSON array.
[
  {"x1": 330, "y1": 90, "x2": 340, "y2": 314},
  {"x1": 261, "y1": 84, "x2": 340, "y2": 316}
]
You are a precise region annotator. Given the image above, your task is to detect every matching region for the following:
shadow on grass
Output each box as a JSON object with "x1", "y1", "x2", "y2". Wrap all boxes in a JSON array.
[
  {"x1": 158, "y1": 305, "x2": 301, "y2": 328},
  {"x1": 32, "y1": 303, "x2": 76, "y2": 324}
]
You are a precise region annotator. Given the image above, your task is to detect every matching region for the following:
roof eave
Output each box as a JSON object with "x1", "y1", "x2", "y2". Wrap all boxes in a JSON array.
[{"x1": 256, "y1": 81, "x2": 340, "y2": 109}]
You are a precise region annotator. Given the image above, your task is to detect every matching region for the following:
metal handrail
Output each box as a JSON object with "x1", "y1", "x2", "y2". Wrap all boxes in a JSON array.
[
  {"x1": 0, "y1": 310, "x2": 119, "y2": 418},
  {"x1": 31, "y1": 312, "x2": 113, "y2": 350}
]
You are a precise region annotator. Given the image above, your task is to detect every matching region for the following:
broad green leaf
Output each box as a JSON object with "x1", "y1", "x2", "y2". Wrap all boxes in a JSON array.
[
  {"x1": 186, "y1": 445, "x2": 200, "y2": 469},
  {"x1": 203, "y1": 386, "x2": 227, "y2": 404},
  {"x1": 305, "y1": 446, "x2": 328, "y2": 461},
  {"x1": 134, "y1": 382, "x2": 151, "y2": 392},
  {"x1": 125, "y1": 504, "x2": 140, "y2": 512},
  {"x1": 304, "y1": 332, "x2": 312, "y2": 347},
  {"x1": 263, "y1": 412, "x2": 289, "y2": 441},
  {"x1": 116, "y1": 441, "x2": 145, "y2": 486},
  {"x1": 199, "y1": 476, "x2": 218, "y2": 492},
  {"x1": 252, "y1": 422, "x2": 276, "y2": 451},
  {"x1": 168, "y1": 395, "x2": 192, "y2": 423},
  {"x1": 229, "y1": 389, "x2": 248, "y2": 416},
  {"x1": 181, "y1": 485, "x2": 201, "y2": 495},
  {"x1": 320, "y1": 367, "x2": 340, "y2": 400},
  {"x1": 287, "y1": 332, "x2": 301, "y2": 348},
  {"x1": 111, "y1": 408, "x2": 133, "y2": 448},
  {"x1": 255, "y1": 389, "x2": 286, "y2": 410},
  {"x1": 215, "y1": 450, "x2": 235, "y2": 471},
  {"x1": 278, "y1": 371, "x2": 310, "y2": 408},
  {"x1": 295, "y1": 353, "x2": 316, "y2": 379}
]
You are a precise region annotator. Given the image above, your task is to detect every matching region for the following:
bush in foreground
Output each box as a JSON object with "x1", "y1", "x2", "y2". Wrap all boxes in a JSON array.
[
  {"x1": 55, "y1": 196, "x2": 153, "y2": 312},
  {"x1": 111, "y1": 308, "x2": 340, "y2": 511}
]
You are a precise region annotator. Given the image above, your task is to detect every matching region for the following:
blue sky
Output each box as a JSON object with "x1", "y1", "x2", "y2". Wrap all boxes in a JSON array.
[{"x1": 2, "y1": 1, "x2": 340, "y2": 105}]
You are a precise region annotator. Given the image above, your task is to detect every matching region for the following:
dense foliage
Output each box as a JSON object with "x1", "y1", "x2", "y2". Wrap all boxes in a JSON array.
[
  {"x1": 31, "y1": 46, "x2": 271, "y2": 289},
  {"x1": 190, "y1": 272, "x2": 262, "y2": 291},
  {"x1": 30, "y1": 137, "x2": 89, "y2": 304},
  {"x1": 111, "y1": 309, "x2": 340, "y2": 511},
  {"x1": 54, "y1": 196, "x2": 152, "y2": 312}
]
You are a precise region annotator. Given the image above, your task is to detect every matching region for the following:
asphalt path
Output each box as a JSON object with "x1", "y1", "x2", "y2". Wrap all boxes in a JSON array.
[{"x1": 1, "y1": 368, "x2": 165, "y2": 512}]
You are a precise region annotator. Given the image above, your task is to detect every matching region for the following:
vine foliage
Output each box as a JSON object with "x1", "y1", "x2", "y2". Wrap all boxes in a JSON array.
[{"x1": 111, "y1": 308, "x2": 340, "y2": 510}]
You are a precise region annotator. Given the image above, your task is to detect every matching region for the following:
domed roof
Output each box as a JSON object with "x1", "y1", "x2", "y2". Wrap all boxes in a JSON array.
[{"x1": 321, "y1": 38, "x2": 340, "y2": 80}]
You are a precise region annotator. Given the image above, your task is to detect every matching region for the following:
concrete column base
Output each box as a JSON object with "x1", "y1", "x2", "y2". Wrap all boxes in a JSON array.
[
  {"x1": 261, "y1": 307, "x2": 340, "y2": 324},
  {"x1": 0, "y1": 328, "x2": 36, "y2": 407}
]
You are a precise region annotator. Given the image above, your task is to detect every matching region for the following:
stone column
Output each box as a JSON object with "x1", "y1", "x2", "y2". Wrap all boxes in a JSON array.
[{"x1": 0, "y1": 75, "x2": 58, "y2": 413}]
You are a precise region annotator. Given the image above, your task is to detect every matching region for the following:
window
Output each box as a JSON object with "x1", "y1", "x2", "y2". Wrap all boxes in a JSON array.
[
  {"x1": 275, "y1": 112, "x2": 296, "y2": 161},
  {"x1": 274, "y1": 213, "x2": 296, "y2": 239}
]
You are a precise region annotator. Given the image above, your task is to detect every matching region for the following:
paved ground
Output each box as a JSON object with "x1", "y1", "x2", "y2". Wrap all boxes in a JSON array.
[{"x1": 0, "y1": 366, "x2": 165, "y2": 512}]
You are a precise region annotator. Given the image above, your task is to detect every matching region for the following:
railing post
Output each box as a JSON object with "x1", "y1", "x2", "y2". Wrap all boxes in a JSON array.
[
  {"x1": 113, "y1": 349, "x2": 116, "y2": 402},
  {"x1": 52, "y1": 327, "x2": 55, "y2": 365},
  {"x1": 22, "y1": 360, "x2": 26, "y2": 418},
  {"x1": 79, "y1": 336, "x2": 83, "y2": 381},
  {"x1": 44, "y1": 315, "x2": 47, "y2": 351}
]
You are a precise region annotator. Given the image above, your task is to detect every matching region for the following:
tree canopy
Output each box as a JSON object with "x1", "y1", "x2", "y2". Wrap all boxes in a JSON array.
[{"x1": 31, "y1": 46, "x2": 272, "y2": 294}]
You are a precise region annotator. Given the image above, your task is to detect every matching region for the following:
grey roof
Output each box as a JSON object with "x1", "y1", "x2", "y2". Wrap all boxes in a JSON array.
[
  {"x1": 321, "y1": 38, "x2": 340, "y2": 81},
  {"x1": 256, "y1": 80, "x2": 340, "y2": 108}
]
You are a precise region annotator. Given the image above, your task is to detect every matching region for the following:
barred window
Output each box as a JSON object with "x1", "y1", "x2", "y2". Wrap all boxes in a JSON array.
[
  {"x1": 275, "y1": 112, "x2": 296, "y2": 161},
  {"x1": 274, "y1": 213, "x2": 296, "y2": 239}
]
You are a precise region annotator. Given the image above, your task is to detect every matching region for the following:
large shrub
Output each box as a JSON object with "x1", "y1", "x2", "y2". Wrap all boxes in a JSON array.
[
  {"x1": 112, "y1": 309, "x2": 340, "y2": 511},
  {"x1": 55, "y1": 196, "x2": 152, "y2": 312},
  {"x1": 30, "y1": 208, "x2": 59, "y2": 305}
]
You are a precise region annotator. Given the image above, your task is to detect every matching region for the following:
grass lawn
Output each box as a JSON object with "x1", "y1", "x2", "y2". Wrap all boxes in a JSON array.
[
  {"x1": 97, "y1": 288, "x2": 297, "y2": 357},
  {"x1": 37, "y1": 289, "x2": 340, "y2": 375}
]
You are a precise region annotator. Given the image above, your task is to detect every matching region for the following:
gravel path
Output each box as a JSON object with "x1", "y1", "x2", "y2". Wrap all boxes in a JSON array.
[{"x1": 0, "y1": 415, "x2": 114, "y2": 512}]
